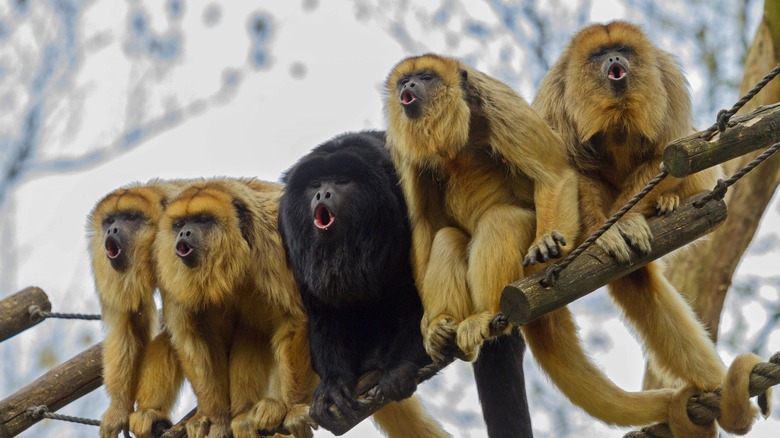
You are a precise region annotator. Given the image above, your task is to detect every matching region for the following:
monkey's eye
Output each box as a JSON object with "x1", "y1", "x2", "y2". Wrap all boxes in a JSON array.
[
  {"x1": 421, "y1": 74, "x2": 433, "y2": 81},
  {"x1": 590, "y1": 49, "x2": 606, "y2": 60},
  {"x1": 103, "y1": 216, "x2": 115, "y2": 227},
  {"x1": 615, "y1": 45, "x2": 633, "y2": 55},
  {"x1": 172, "y1": 221, "x2": 184, "y2": 230},
  {"x1": 399, "y1": 77, "x2": 410, "y2": 86},
  {"x1": 309, "y1": 181, "x2": 321, "y2": 189},
  {"x1": 335, "y1": 176, "x2": 351, "y2": 185}
]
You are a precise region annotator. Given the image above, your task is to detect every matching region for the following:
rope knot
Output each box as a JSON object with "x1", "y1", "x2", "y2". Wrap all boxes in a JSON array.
[
  {"x1": 27, "y1": 305, "x2": 45, "y2": 322},
  {"x1": 26, "y1": 405, "x2": 49, "y2": 419},
  {"x1": 716, "y1": 108, "x2": 732, "y2": 132},
  {"x1": 541, "y1": 264, "x2": 562, "y2": 288}
]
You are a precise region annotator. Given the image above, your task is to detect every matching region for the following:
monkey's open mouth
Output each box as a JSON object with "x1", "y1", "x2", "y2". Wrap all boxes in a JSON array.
[
  {"x1": 105, "y1": 237, "x2": 122, "y2": 259},
  {"x1": 176, "y1": 241, "x2": 194, "y2": 258},
  {"x1": 400, "y1": 90, "x2": 417, "y2": 105},
  {"x1": 314, "y1": 204, "x2": 335, "y2": 230},
  {"x1": 608, "y1": 62, "x2": 627, "y2": 80}
]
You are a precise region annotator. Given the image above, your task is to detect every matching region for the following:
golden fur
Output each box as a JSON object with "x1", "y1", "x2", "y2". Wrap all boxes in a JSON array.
[
  {"x1": 532, "y1": 20, "x2": 726, "y2": 394},
  {"x1": 384, "y1": 52, "x2": 713, "y2": 429},
  {"x1": 88, "y1": 180, "x2": 185, "y2": 438}
]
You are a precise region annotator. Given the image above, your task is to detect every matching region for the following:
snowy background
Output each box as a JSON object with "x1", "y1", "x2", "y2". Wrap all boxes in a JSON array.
[{"x1": 0, "y1": 1, "x2": 778, "y2": 437}]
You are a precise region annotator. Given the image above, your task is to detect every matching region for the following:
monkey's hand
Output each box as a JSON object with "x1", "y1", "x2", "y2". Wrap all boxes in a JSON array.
[
  {"x1": 232, "y1": 398, "x2": 289, "y2": 438},
  {"x1": 596, "y1": 213, "x2": 652, "y2": 264},
  {"x1": 282, "y1": 404, "x2": 317, "y2": 438},
  {"x1": 423, "y1": 314, "x2": 460, "y2": 364},
  {"x1": 99, "y1": 403, "x2": 130, "y2": 438},
  {"x1": 456, "y1": 312, "x2": 495, "y2": 362},
  {"x1": 523, "y1": 231, "x2": 567, "y2": 266},
  {"x1": 310, "y1": 374, "x2": 359, "y2": 431},
  {"x1": 378, "y1": 361, "x2": 419, "y2": 401},
  {"x1": 129, "y1": 408, "x2": 172, "y2": 438},
  {"x1": 186, "y1": 411, "x2": 231, "y2": 438},
  {"x1": 656, "y1": 192, "x2": 680, "y2": 216}
]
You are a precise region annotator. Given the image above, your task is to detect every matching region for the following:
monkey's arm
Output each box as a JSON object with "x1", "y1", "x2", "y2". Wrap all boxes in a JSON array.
[
  {"x1": 305, "y1": 300, "x2": 360, "y2": 430},
  {"x1": 100, "y1": 304, "x2": 155, "y2": 438}
]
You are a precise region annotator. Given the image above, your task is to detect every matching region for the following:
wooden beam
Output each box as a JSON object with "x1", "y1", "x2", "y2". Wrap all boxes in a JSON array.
[
  {"x1": 500, "y1": 193, "x2": 728, "y2": 326},
  {"x1": 0, "y1": 343, "x2": 103, "y2": 438},
  {"x1": 0, "y1": 287, "x2": 51, "y2": 342},
  {"x1": 663, "y1": 102, "x2": 780, "y2": 177}
]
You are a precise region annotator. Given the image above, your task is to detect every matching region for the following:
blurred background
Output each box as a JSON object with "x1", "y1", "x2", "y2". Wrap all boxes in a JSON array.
[{"x1": 0, "y1": 0, "x2": 778, "y2": 437}]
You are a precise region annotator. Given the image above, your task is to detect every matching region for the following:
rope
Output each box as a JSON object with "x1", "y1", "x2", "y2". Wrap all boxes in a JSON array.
[
  {"x1": 624, "y1": 352, "x2": 780, "y2": 437},
  {"x1": 541, "y1": 169, "x2": 669, "y2": 287},
  {"x1": 27, "y1": 305, "x2": 101, "y2": 322},
  {"x1": 700, "y1": 62, "x2": 780, "y2": 141},
  {"x1": 693, "y1": 141, "x2": 780, "y2": 208},
  {"x1": 26, "y1": 405, "x2": 101, "y2": 427}
]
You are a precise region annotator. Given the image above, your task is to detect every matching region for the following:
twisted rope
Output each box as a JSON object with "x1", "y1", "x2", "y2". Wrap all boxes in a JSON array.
[
  {"x1": 27, "y1": 305, "x2": 101, "y2": 321},
  {"x1": 700, "y1": 62, "x2": 780, "y2": 141},
  {"x1": 624, "y1": 352, "x2": 780, "y2": 437},
  {"x1": 693, "y1": 141, "x2": 780, "y2": 207},
  {"x1": 26, "y1": 405, "x2": 101, "y2": 427},
  {"x1": 541, "y1": 169, "x2": 669, "y2": 287}
]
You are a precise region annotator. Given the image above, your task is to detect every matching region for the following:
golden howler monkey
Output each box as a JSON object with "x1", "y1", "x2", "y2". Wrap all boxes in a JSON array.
[
  {"x1": 88, "y1": 180, "x2": 184, "y2": 438},
  {"x1": 385, "y1": 53, "x2": 696, "y2": 429},
  {"x1": 532, "y1": 21, "x2": 726, "y2": 393},
  {"x1": 278, "y1": 131, "x2": 451, "y2": 437},
  {"x1": 152, "y1": 178, "x2": 316, "y2": 438}
]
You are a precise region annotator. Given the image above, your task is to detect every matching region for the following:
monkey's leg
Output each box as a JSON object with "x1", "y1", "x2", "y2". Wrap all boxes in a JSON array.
[
  {"x1": 130, "y1": 330, "x2": 184, "y2": 438},
  {"x1": 421, "y1": 227, "x2": 472, "y2": 363},
  {"x1": 608, "y1": 262, "x2": 725, "y2": 391},
  {"x1": 100, "y1": 305, "x2": 155, "y2": 438},
  {"x1": 457, "y1": 206, "x2": 534, "y2": 361},
  {"x1": 372, "y1": 396, "x2": 450, "y2": 438},
  {"x1": 522, "y1": 308, "x2": 675, "y2": 425}
]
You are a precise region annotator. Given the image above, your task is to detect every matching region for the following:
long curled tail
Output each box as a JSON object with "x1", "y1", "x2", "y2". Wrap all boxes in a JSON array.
[{"x1": 473, "y1": 329, "x2": 533, "y2": 438}]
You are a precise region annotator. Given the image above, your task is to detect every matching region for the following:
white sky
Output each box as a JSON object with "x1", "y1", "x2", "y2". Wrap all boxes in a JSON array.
[{"x1": 3, "y1": 1, "x2": 779, "y2": 437}]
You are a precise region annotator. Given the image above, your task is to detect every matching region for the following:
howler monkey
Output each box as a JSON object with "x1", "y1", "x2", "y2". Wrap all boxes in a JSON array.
[
  {"x1": 153, "y1": 178, "x2": 316, "y2": 438},
  {"x1": 385, "y1": 53, "x2": 695, "y2": 429},
  {"x1": 532, "y1": 21, "x2": 726, "y2": 393},
  {"x1": 88, "y1": 180, "x2": 185, "y2": 438},
  {"x1": 279, "y1": 132, "x2": 450, "y2": 437}
]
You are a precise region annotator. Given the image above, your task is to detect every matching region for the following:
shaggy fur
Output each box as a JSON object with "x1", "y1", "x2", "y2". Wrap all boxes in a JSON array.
[{"x1": 279, "y1": 131, "x2": 449, "y2": 437}]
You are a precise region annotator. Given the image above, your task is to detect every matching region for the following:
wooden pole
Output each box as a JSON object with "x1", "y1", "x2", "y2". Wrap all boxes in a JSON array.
[
  {"x1": 0, "y1": 287, "x2": 51, "y2": 342},
  {"x1": 0, "y1": 343, "x2": 103, "y2": 437},
  {"x1": 663, "y1": 102, "x2": 780, "y2": 177},
  {"x1": 500, "y1": 193, "x2": 728, "y2": 326}
]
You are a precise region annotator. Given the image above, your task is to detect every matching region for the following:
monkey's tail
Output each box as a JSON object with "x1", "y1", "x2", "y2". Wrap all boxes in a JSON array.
[
  {"x1": 521, "y1": 307, "x2": 674, "y2": 426},
  {"x1": 473, "y1": 330, "x2": 533, "y2": 438}
]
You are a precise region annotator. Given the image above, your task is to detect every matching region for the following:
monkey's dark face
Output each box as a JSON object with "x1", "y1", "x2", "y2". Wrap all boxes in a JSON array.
[
  {"x1": 397, "y1": 71, "x2": 441, "y2": 119},
  {"x1": 304, "y1": 176, "x2": 358, "y2": 241},
  {"x1": 172, "y1": 215, "x2": 215, "y2": 268},
  {"x1": 590, "y1": 45, "x2": 633, "y2": 95},
  {"x1": 102, "y1": 211, "x2": 146, "y2": 272}
]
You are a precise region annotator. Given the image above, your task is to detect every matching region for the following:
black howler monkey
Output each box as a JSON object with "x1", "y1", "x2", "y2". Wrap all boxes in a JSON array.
[{"x1": 279, "y1": 131, "x2": 529, "y2": 437}]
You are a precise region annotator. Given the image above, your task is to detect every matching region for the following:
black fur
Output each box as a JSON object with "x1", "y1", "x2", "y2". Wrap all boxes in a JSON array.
[{"x1": 279, "y1": 131, "x2": 431, "y2": 431}]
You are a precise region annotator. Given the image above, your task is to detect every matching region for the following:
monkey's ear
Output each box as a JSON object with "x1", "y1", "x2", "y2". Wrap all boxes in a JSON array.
[
  {"x1": 460, "y1": 70, "x2": 468, "y2": 83},
  {"x1": 232, "y1": 200, "x2": 254, "y2": 248}
]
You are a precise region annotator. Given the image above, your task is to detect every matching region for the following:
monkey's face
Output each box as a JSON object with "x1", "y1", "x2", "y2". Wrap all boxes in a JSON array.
[
  {"x1": 591, "y1": 45, "x2": 632, "y2": 95},
  {"x1": 171, "y1": 215, "x2": 216, "y2": 268},
  {"x1": 102, "y1": 210, "x2": 146, "y2": 272},
  {"x1": 396, "y1": 71, "x2": 442, "y2": 119},
  {"x1": 304, "y1": 175, "x2": 358, "y2": 241}
]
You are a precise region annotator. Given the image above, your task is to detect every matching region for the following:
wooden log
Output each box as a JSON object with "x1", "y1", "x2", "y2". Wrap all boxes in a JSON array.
[
  {"x1": 500, "y1": 193, "x2": 728, "y2": 326},
  {"x1": 0, "y1": 343, "x2": 103, "y2": 438},
  {"x1": 663, "y1": 102, "x2": 780, "y2": 177},
  {"x1": 0, "y1": 287, "x2": 51, "y2": 342}
]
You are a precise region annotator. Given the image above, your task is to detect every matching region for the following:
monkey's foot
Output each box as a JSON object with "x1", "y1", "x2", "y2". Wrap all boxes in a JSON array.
[
  {"x1": 186, "y1": 413, "x2": 230, "y2": 438},
  {"x1": 283, "y1": 404, "x2": 317, "y2": 438},
  {"x1": 129, "y1": 408, "x2": 172, "y2": 438},
  {"x1": 423, "y1": 314, "x2": 460, "y2": 363},
  {"x1": 378, "y1": 361, "x2": 419, "y2": 401},
  {"x1": 656, "y1": 193, "x2": 680, "y2": 216},
  {"x1": 456, "y1": 312, "x2": 495, "y2": 362},
  {"x1": 524, "y1": 230, "x2": 568, "y2": 266},
  {"x1": 100, "y1": 403, "x2": 130, "y2": 438},
  {"x1": 232, "y1": 398, "x2": 287, "y2": 438},
  {"x1": 597, "y1": 213, "x2": 652, "y2": 263}
]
